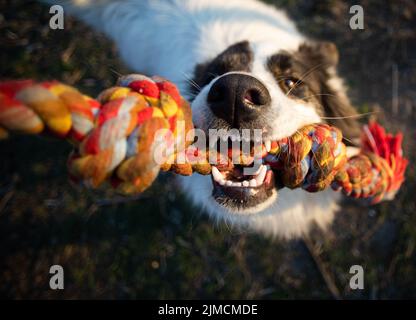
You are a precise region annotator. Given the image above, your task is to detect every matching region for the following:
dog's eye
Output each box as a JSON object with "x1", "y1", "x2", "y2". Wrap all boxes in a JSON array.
[
  {"x1": 283, "y1": 78, "x2": 299, "y2": 90},
  {"x1": 279, "y1": 77, "x2": 304, "y2": 96}
]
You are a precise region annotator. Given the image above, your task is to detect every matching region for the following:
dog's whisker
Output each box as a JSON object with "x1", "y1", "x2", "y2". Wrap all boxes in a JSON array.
[
  {"x1": 320, "y1": 111, "x2": 379, "y2": 120},
  {"x1": 185, "y1": 78, "x2": 201, "y2": 90},
  {"x1": 208, "y1": 72, "x2": 219, "y2": 79},
  {"x1": 180, "y1": 71, "x2": 202, "y2": 92},
  {"x1": 299, "y1": 93, "x2": 339, "y2": 100},
  {"x1": 185, "y1": 80, "x2": 201, "y2": 92},
  {"x1": 341, "y1": 136, "x2": 360, "y2": 147},
  {"x1": 109, "y1": 68, "x2": 123, "y2": 77},
  {"x1": 189, "y1": 78, "x2": 202, "y2": 91},
  {"x1": 273, "y1": 75, "x2": 295, "y2": 82}
]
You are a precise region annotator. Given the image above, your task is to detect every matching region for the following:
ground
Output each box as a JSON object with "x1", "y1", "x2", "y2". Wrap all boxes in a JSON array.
[{"x1": 0, "y1": 0, "x2": 415, "y2": 299}]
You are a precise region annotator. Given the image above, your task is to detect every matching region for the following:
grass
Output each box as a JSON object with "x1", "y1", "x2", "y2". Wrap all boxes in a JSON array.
[{"x1": 0, "y1": 0, "x2": 415, "y2": 299}]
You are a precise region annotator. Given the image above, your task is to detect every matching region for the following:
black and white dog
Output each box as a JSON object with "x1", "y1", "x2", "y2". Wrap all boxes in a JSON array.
[{"x1": 47, "y1": 0, "x2": 361, "y2": 238}]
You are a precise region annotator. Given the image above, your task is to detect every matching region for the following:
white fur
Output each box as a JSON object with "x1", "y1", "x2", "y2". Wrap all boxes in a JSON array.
[{"x1": 47, "y1": 0, "x2": 341, "y2": 239}]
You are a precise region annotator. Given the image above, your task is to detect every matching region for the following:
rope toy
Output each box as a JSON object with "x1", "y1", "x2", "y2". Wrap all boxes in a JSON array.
[
  {"x1": 0, "y1": 75, "x2": 194, "y2": 193},
  {"x1": 0, "y1": 74, "x2": 408, "y2": 204}
]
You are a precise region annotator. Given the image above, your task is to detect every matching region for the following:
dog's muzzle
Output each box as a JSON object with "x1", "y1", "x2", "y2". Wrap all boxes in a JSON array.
[{"x1": 207, "y1": 74, "x2": 271, "y2": 129}]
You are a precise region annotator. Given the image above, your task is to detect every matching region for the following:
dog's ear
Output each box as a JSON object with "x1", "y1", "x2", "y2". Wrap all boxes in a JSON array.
[
  {"x1": 314, "y1": 41, "x2": 339, "y2": 67},
  {"x1": 298, "y1": 41, "x2": 339, "y2": 69},
  {"x1": 299, "y1": 41, "x2": 361, "y2": 144}
]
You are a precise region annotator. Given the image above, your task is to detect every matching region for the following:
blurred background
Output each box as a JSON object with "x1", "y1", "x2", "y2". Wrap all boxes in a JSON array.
[{"x1": 0, "y1": 0, "x2": 415, "y2": 299}]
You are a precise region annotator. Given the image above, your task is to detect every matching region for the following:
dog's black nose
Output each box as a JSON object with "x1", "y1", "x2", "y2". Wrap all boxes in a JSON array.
[{"x1": 207, "y1": 74, "x2": 271, "y2": 128}]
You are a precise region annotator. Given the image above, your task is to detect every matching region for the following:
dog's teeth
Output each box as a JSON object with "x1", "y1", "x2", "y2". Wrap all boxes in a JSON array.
[
  {"x1": 212, "y1": 166, "x2": 224, "y2": 182},
  {"x1": 265, "y1": 140, "x2": 271, "y2": 153},
  {"x1": 213, "y1": 164, "x2": 267, "y2": 188},
  {"x1": 255, "y1": 165, "x2": 267, "y2": 185}
]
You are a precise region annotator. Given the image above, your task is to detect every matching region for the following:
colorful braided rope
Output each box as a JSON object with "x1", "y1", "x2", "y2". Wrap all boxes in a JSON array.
[{"x1": 0, "y1": 74, "x2": 408, "y2": 204}]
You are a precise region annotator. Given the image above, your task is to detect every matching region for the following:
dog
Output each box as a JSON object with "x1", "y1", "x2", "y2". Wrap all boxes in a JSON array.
[{"x1": 45, "y1": 0, "x2": 361, "y2": 238}]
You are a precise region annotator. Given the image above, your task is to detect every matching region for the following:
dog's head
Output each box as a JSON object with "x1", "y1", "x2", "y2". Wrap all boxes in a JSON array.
[{"x1": 186, "y1": 40, "x2": 360, "y2": 217}]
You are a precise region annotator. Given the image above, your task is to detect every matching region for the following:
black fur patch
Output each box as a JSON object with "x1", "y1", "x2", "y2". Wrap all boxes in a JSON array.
[
  {"x1": 191, "y1": 41, "x2": 253, "y2": 97},
  {"x1": 267, "y1": 42, "x2": 361, "y2": 143}
]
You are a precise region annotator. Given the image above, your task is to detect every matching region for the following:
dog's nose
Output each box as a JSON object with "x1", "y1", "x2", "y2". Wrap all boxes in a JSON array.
[{"x1": 207, "y1": 74, "x2": 271, "y2": 128}]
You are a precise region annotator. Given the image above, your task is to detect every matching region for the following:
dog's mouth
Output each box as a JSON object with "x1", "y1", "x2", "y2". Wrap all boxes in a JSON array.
[
  {"x1": 208, "y1": 139, "x2": 278, "y2": 211},
  {"x1": 211, "y1": 164, "x2": 276, "y2": 210}
]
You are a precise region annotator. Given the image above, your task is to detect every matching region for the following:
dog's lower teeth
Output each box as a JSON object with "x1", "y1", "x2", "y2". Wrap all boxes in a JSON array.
[
  {"x1": 212, "y1": 164, "x2": 268, "y2": 188},
  {"x1": 212, "y1": 166, "x2": 224, "y2": 182},
  {"x1": 255, "y1": 165, "x2": 267, "y2": 185},
  {"x1": 265, "y1": 141, "x2": 271, "y2": 153}
]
